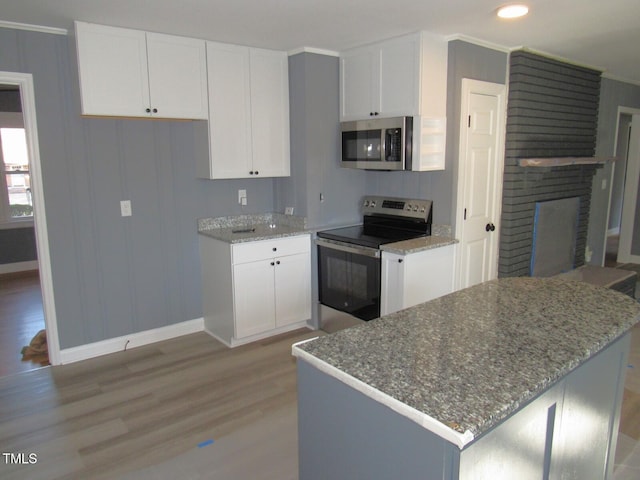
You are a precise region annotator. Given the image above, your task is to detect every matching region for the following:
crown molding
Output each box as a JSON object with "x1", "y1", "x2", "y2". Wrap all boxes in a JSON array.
[
  {"x1": 288, "y1": 46, "x2": 339, "y2": 57},
  {"x1": 0, "y1": 20, "x2": 67, "y2": 35},
  {"x1": 445, "y1": 34, "x2": 510, "y2": 53}
]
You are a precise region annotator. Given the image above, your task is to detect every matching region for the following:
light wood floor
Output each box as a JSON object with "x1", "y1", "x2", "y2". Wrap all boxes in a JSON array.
[
  {"x1": 0, "y1": 270, "x2": 47, "y2": 377},
  {"x1": 0, "y1": 272, "x2": 638, "y2": 478},
  {"x1": 0, "y1": 327, "x2": 320, "y2": 479}
]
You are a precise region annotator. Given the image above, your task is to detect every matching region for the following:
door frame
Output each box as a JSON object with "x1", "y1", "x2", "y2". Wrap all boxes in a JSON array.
[
  {"x1": 1, "y1": 71, "x2": 60, "y2": 365},
  {"x1": 617, "y1": 108, "x2": 640, "y2": 264},
  {"x1": 454, "y1": 78, "x2": 507, "y2": 290}
]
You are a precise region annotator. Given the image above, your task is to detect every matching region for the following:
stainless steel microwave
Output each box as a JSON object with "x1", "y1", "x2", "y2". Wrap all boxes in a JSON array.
[{"x1": 341, "y1": 116, "x2": 413, "y2": 170}]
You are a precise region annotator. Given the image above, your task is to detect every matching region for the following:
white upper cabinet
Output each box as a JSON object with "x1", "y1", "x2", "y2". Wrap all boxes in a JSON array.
[
  {"x1": 340, "y1": 32, "x2": 447, "y2": 122},
  {"x1": 200, "y1": 42, "x2": 290, "y2": 179},
  {"x1": 340, "y1": 34, "x2": 421, "y2": 120},
  {"x1": 75, "y1": 21, "x2": 208, "y2": 119},
  {"x1": 340, "y1": 32, "x2": 448, "y2": 170}
]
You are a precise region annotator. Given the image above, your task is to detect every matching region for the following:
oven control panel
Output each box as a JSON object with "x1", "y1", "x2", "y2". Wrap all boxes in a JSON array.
[{"x1": 362, "y1": 196, "x2": 432, "y2": 220}]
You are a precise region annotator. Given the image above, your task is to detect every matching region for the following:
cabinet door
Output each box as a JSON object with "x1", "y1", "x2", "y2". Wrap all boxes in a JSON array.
[
  {"x1": 75, "y1": 22, "x2": 150, "y2": 117},
  {"x1": 339, "y1": 48, "x2": 377, "y2": 121},
  {"x1": 274, "y1": 253, "x2": 311, "y2": 327},
  {"x1": 250, "y1": 48, "x2": 291, "y2": 178},
  {"x1": 381, "y1": 252, "x2": 405, "y2": 316},
  {"x1": 233, "y1": 260, "x2": 276, "y2": 338},
  {"x1": 146, "y1": 33, "x2": 208, "y2": 119},
  {"x1": 204, "y1": 42, "x2": 253, "y2": 179},
  {"x1": 378, "y1": 35, "x2": 421, "y2": 117}
]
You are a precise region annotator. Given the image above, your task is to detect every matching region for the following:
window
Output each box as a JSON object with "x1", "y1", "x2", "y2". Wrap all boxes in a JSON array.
[{"x1": 0, "y1": 124, "x2": 32, "y2": 221}]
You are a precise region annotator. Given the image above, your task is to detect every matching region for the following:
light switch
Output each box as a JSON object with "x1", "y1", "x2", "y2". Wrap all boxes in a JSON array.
[{"x1": 120, "y1": 200, "x2": 132, "y2": 217}]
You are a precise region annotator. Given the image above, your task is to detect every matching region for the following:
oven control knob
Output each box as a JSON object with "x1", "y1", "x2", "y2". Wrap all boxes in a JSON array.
[
  {"x1": 406, "y1": 204, "x2": 412, "y2": 210},
  {"x1": 370, "y1": 201, "x2": 376, "y2": 207},
  {"x1": 420, "y1": 207, "x2": 426, "y2": 212},
  {"x1": 413, "y1": 206, "x2": 419, "y2": 212}
]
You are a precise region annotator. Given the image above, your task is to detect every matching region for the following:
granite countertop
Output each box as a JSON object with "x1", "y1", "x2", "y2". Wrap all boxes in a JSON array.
[
  {"x1": 381, "y1": 235, "x2": 457, "y2": 255},
  {"x1": 198, "y1": 213, "x2": 309, "y2": 243},
  {"x1": 292, "y1": 277, "x2": 640, "y2": 448}
]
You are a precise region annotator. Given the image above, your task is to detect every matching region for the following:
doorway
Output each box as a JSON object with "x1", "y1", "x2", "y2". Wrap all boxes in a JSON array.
[
  {"x1": 605, "y1": 113, "x2": 633, "y2": 266},
  {"x1": 615, "y1": 112, "x2": 640, "y2": 264},
  {"x1": 454, "y1": 79, "x2": 506, "y2": 290},
  {"x1": 0, "y1": 71, "x2": 59, "y2": 372}
]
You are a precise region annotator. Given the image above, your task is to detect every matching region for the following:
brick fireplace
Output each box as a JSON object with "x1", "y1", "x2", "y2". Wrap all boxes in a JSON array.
[{"x1": 499, "y1": 50, "x2": 604, "y2": 277}]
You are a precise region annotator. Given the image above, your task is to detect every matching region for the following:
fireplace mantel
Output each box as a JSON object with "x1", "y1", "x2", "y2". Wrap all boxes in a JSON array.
[{"x1": 519, "y1": 157, "x2": 616, "y2": 167}]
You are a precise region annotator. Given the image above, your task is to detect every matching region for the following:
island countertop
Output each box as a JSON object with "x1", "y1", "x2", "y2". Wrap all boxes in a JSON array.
[{"x1": 292, "y1": 277, "x2": 640, "y2": 448}]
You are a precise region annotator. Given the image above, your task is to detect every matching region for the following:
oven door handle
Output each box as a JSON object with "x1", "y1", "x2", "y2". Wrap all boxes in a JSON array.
[{"x1": 316, "y1": 238, "x2": 380, "y2": 258}]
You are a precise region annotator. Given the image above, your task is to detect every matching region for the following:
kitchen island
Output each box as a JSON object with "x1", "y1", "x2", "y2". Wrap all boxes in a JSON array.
[{"x1": 293, "y1": 277, "x2": 640, "y2": 480}]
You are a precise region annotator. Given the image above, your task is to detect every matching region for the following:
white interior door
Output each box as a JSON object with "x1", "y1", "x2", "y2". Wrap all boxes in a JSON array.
[
  {"x1": 618, "y1": 114, "x2": 640, "y2": 264},
  {"x1": 455, "y1": 79, "x2": 506, "y2": 290}
]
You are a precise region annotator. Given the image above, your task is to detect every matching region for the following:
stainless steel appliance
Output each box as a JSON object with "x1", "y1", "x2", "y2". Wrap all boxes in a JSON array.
[
  {"x1": 317, "y1": 196, "x2": 432, "y2": 330},
  {"x1": 341, "y1": 116, "x2": 413, "y2": 170}
]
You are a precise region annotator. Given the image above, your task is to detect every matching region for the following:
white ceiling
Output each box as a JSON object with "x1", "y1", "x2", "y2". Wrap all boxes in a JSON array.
[{"x1": 2, "y1": 0, "x2": 640, "y2": 84}]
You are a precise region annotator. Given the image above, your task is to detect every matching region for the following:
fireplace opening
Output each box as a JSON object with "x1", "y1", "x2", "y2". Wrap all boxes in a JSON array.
[{"x1": 530, "y1": 197, "x2": 580, "y2": 277}]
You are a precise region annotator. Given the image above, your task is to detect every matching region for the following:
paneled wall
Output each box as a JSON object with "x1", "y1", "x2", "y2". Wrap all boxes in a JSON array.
[
  {"x1": 0, "y1": 27, "x2": 276, "y2": 349},
  {"x1": 500, "y1": 51, "x2": 602, "y2": 277}
]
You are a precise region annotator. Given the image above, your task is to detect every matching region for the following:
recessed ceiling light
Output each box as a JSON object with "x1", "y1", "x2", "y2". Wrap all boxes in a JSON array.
[{"x1": 497, "y1": 4, "x2": 529, "y2": 19}]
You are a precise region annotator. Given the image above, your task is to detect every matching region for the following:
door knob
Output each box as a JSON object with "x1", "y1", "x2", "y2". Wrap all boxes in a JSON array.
[{"x1": 485, "y1": 223, "x2": 496, "y2": 232}]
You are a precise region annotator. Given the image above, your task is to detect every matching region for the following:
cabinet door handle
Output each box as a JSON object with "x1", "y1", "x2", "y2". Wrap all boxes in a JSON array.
[
  {"x1": 270, "y1": 262, "x2": 275, "y2": 266},
  {"x1": 249, "y1": 171, "x2": 254, "y2": 175},
  {"x1": 152, "y1": 108, "x2": 158, "y2": 113},
  {"x1": 398, "y1": 259, "x2": 403, "y2": 263},
  {"x1": 272, "y1": 247, "x2": 277, "y2": 252},
  {"x1": 254, "y1": 171, "x2": 259, "y2": 175},
  {"x1": 145, "y1": 108, "x2": 151, "y2": 113},
  {"x1": 276, "y1": 260, "x2": 280, "y2": 265}
]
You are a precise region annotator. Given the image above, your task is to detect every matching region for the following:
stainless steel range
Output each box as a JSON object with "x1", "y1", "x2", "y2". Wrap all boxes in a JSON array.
[{"x1": 317, "y1": 196, "x2": 432, "y2": 330}]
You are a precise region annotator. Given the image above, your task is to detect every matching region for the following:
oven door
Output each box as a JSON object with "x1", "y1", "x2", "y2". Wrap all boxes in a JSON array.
[{"x1": 317, "y1": 239, "x2": 381, "y2": 321}]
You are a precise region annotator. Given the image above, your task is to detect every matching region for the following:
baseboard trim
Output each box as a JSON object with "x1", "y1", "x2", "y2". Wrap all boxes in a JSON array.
[
  {"x1": 0, "y1": 260, "x2": 38, "y2": 275},
  {"x1": 203, "y1": 320, "x2": 312, "y2": 348},
  {"x1": 59, "y1": 318, "x2": 205, "y2": 364}
]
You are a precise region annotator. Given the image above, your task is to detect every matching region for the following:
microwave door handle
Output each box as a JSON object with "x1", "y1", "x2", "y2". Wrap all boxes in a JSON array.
[{"x1": 381, "y1": 129, "x2": 387, "y2": 162}]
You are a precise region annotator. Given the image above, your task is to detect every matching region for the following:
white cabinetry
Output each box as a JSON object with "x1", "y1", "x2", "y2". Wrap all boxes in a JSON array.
[
  {"x1": 340, "y1": 32, "x2": 448, "y2": 171},
  {"x1": 340, "y1": 34, "x2": 421, "y2": 120},
  {"x1": 75, "y1": 21, "x2": 208, "y2": 119},
  {"x1": 381, "y1": 244, "x2": 455, "y2": 316},
  {"x1": 200, "y1": 234, "x2": 311, "y2": 346},
  {"x1": 199, "y1": 42, "x2": 290, "y2": 179}
]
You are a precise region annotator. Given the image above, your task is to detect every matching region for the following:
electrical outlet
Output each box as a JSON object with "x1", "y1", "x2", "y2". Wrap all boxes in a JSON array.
[
  {"x1": 285, "y1": 206, "x2": 294, "y2": 215},
  {"x1": 238, "y1": 189, "x2": 247, "y2": 205},
  {"x1": 120, "y1": 200, "x2": 132, "y2": 217}
]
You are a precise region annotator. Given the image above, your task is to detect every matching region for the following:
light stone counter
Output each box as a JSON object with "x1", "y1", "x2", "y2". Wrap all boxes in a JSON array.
[
  {"x1": 380, "y1": 235, "x2": 457, "y2": 255},
  {"x1": 197, "y1": 213, "x2": 309, "y2": 243},
  {"x1": 293, "y1": 277, "x2": 640, "y2": 449}
]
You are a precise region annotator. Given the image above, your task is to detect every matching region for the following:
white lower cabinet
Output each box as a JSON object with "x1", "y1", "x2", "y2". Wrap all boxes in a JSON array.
[
  {"x1": 381, "y1": 244, "x2": 455, "y2": 316},
  {"x1": 200, "y1": 234, "x2": 311, "y2": 346}
]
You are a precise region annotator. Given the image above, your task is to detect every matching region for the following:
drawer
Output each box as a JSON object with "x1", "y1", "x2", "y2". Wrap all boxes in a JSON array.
[{"x1": 232, "y1": 235, "x2": 310, "y2": 264}]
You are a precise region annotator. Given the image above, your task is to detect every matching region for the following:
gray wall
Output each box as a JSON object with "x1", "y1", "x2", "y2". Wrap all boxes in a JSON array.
[
  {"x1": 588, "y1": 77, "x2": 640, "y2": 265},
  {"x1": 440, "y1": 40, "x2": 509, "y2": 228},
  {"x1": 276, "y1": 52, "x2": 365, "y2": 229},
  {"x1": 0, "y1": 27, "x2": 277, "y2": 349}
]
